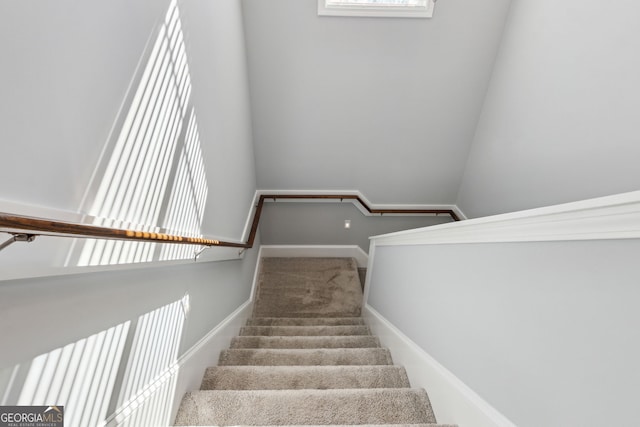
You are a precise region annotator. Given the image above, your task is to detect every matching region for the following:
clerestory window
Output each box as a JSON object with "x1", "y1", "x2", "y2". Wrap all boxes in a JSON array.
[{"x1": 318, "y1": 0, "x2": 436, "y2": 18}]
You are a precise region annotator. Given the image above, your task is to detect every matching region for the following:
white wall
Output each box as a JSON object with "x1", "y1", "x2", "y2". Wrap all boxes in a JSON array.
[
  {"x1": 0, "y1": 250, "x2": 258, "y2": 370},
  {"x1": 0, "y1": 242, "x2": 260, "y2": 425},
  {"x1": 0, "y1": 1, "x2": 260, "y2": 424},
  {"x1": 178, "y1": 0, "x2": 256, "y2": 240},
  {"x1": 367, "y1": 239, "x2": 640, "y2": 426},
  {"x1": 259, "y1": 202, "x2": 451, "y2": 252},
  {"x1": 457, "y1": 0, "x2": 640, "y2": 218},
  {"x1": 242, "y1": 0, "x2": 511, "y2": 205},
  {"x1": 0, "y1": 0, "x2": 167, "y2": 211},
  {"x1": 0, "y1": 0, "x2": 257, "y2": 275}
]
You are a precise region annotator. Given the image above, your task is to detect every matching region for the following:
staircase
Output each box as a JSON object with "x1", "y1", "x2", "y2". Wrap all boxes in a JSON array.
[{"x1": 174, "y1": 257, "x2": 455, "y2": 426}]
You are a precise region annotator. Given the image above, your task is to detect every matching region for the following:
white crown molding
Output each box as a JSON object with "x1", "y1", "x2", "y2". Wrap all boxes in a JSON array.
[{"x1": 372, "y1": 190, "x2": 640, "y2": 246}]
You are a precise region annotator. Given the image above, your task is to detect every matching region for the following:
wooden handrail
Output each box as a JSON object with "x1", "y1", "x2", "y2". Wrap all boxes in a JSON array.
[
  {"x1": 0, "y1": 212, "x2": 231, "y2": 247},
  {"x1": 259, "y1": 194, "x2": 461, "y2": 220},
  {"x1": 0, "y1": 194, "x2": 459, "y2": 250}
]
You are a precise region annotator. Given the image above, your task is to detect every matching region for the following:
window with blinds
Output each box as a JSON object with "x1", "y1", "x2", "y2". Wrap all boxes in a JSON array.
[{"x1": 318, "y1": 0, "x2": 435, "y2": 18}]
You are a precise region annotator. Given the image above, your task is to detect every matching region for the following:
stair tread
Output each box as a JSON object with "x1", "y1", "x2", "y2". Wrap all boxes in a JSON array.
[
  {"x1": 252, "y1": 258, "x2": 362, "y2": 318},
  {"x1": 244, "y1": 425, "x2": 457, "y2": 427},
  {"x1": 240, "y1": 325, "x2": 371, "y2": 336},
  {"x1": 231, "y1": 335, "x2": 380, "y2": 349},
  {"x1": 201, "y1": 365, "x2": 410, "y2": 390},
  {"x1": 175, "y1": 259, "x2": 444, "y2": 426},
  {"x1": 247, "y1": 317, "x2": 365, "y2": 326},
  {"x1": 174, "y1": 388, "x2": 437, "y2": 426},
  {"x1": 219, "y1": 348, "x2": 393, "y2": 366}
]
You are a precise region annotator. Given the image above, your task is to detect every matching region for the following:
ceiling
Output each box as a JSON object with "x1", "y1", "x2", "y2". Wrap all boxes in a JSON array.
[{"x1": 241, "y1": 0, "x2": 512, "y2": 205}]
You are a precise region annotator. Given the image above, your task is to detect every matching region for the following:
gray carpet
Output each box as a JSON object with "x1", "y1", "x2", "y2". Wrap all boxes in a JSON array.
[
  {"x1": 239, "y1": 325, "x2": 371, "y2": 336},
  {"x1": 230, "y1": 335, "x2": 381, "y2": 349},
  {"x1": 201, "y1": 365, "x2": 411, "y2": 390},
  {"x1": 218, "y1": 348, "x2": 394, "y2": 366},
  {"x1": 174, "y1": 257, "x2": 454, "y2": 426},
  {"x1": 246, "y1": 317, "x2": 365, "y2": 326},
  {"x1": 252, "y1": 257, "x2": 363, "y2": 318},
  {"x1": 176, "y1": 389, "x2": 435, "y2": 425}
]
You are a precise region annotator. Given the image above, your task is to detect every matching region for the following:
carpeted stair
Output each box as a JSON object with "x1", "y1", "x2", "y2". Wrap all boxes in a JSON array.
[{"x1": 174, "y1": 257, "x2": 455, "y2": 426}]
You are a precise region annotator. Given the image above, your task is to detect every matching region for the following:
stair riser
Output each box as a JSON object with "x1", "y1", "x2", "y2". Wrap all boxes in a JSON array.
[
  {"x1": 174, "y1": 389, "x2": 437, "y2": 426},
  {"x1": 240, "y1": 325, "x2": 371, "y2": 336},
  {"x1": 219, "y1": 348, "x2": 393, "y2": 366},
  {"x1": 230, "y1": 336, "x2": 380, "y2": 349},
  {"x1": 247, "y1": 317, "x2": 365, "y2": 326},
  {"x1": 201, "y1": 366, "x2": 411, "y2": 390}
]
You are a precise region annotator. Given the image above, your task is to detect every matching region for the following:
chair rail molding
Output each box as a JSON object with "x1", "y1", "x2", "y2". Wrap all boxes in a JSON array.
[{"x1": 370, "y1": 190, "x2": 640, "y2": 246}]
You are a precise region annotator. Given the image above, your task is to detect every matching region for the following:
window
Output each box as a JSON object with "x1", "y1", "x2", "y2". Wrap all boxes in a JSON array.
[{"x1": 318, "y1": 0, "x2": 435, "y2": 18}]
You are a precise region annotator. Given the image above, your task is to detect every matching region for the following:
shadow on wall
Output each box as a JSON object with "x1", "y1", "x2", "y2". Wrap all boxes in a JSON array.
[
  {"x1": 65, "y1": 0, "x2": 209, "y2": 267},
  {"x1": 0, "y1": 294, "x2": 189, "y2": 426}
]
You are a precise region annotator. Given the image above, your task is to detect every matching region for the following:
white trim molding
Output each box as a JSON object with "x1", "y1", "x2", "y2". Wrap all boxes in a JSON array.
[
  {"x1": 372, "y1": 190, "x2": 640, "y2": 246},
  {"x1": 364, "y1": 305, "x2": 517, "y2": 427},
  {"x1": 103, "y1": 300, "x2": 253, "y2": 427},
  {"x1": 172, "y1": 300, "x2": 253, "y2": 425},
  {"x1": 241, "y1": 190, "x2": 261, "y2": 243},
  {"x1": 451, "y1": 204, "x2": 468, "y2": 221}
]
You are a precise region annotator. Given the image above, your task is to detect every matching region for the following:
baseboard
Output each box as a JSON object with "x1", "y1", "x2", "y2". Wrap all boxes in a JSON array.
[
  {"x1": 249, "y1": 246, "x2": 266, "y2": 302},
  {"x1": 363, "y1": 304, "x2": 516, "y2": 427},
  {"x1": 104, "y1": 300, "x2": 253, "y2": 426},
  {"x1": 260, "y1": 244, "x2": 369, "y2": 268},
  {"x1": 171, "y1": 300, "x2": 253, "y2": 422},
  {"x1": 241, "y1": 191, "x2": 261, "y2": 242}
]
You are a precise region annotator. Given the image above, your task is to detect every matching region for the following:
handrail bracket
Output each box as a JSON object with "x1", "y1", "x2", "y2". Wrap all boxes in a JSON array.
[
  {"x1": 0, "y1": 233, "x2": 37, "y2": 253},
  {"x1": 194, "y1": 246, "x2": 208, "y2": 261}
]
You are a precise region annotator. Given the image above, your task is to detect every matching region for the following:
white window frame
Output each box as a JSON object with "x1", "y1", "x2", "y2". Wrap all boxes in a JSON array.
[{"x1": 318, "y1": 0, "x2": 435, "y2": 18}]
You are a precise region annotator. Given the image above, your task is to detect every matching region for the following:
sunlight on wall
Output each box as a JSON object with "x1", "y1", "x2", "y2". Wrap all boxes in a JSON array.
[
  {"x1": 72, "y1": 0, "x2": 208, "y2": 266},
  {"x1": 160, "y1": 109, "x2": 208, "y2": 262},
  {"x1": 0, "y1": 295, "x2": 189, "y2": 427},
  {"x1": 17, "y1": 323, "x2": 130, "y2": 427},
  {"x1": 112, "y1": 295, "x2": 188, "y2": 426}
]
